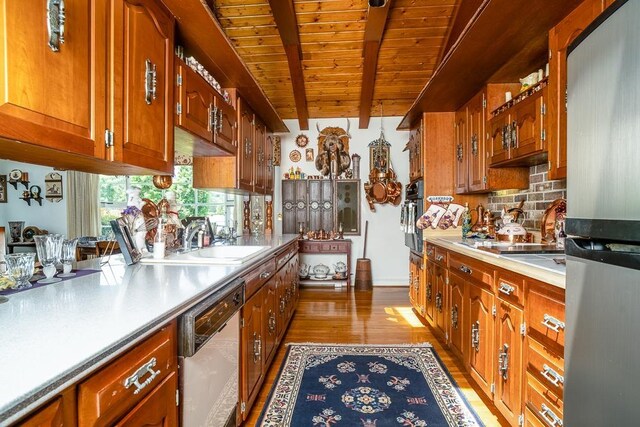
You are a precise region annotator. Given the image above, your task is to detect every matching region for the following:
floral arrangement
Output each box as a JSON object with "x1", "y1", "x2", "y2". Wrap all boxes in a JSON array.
[{"x1": 121, "y1": 206, "x2": 146, "y2": 233}]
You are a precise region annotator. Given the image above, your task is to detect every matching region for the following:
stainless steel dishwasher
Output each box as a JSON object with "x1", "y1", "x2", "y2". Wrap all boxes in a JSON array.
[{"x1": 179, "y1": 278, "x2": 244, "y2": 427}]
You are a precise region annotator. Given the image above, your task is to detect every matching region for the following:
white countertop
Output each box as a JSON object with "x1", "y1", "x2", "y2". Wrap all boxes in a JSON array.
[
  {"x1": 0, "y1": 234, "x2": 298, "y2": 424},
  {"x1": 426, "y1": 236, "x2": 566, "y2": 289}
]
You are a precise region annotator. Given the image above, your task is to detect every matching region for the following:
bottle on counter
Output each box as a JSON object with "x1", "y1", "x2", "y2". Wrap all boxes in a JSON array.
[
  {"x1": 153, "y1": 219, "x2": 166, "y2": 259},
  {"x1": 461, "y1": 202, "x2": 472, "y2": 239},
  {"x1": 197, "y1": 225, "x2": 205, "y2": 248},
  {"x1": 556, "y1": 221, "x2": 566, "y2": 249}
]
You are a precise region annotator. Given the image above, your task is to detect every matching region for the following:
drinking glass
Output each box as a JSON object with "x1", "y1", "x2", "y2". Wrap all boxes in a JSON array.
[
  {"x1": 4, "y1": 253, "x2": 35, "y2": 289},
  {"x1": 34, "y1": 234, "x2": 63, "y2": 284},
  {"x1": 58, "y1": 238, "x2": 78, "y2": 277}
]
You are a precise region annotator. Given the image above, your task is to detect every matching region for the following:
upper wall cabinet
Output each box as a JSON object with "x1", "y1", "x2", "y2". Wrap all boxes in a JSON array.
[
  {"x1": 238, "y1": 98, "x2": 256, "y2": 192},
  {"x1": 0, "y1": 0, "x2": 175, "y2": 175},
  {"x1": 405, "y1": 124, "x2": 423, "y2": 181},
  {"x1": 0, "y1": 0, "x2": 105, "y2": 158},
  {"x1": 109, "y1": 0, "x2": 175, "y2": 174},
  {"x1": 174, "y1": 57, "x2": 236, "y2": 157},
  {"x1": 455, "y1": 86, "x2": 529, "y2": 194}
]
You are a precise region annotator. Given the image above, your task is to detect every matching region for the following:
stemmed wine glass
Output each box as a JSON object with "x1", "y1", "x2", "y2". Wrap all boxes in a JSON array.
[
  {"x1": 34, "y1": 234, "x2": 63, "y2": 284},
  {"x1": 58, "y1": 238, "x2": 78, "y2": 278}
]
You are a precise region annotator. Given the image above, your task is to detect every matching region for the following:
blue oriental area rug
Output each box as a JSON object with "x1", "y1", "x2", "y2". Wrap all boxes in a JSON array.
[{"x1": 258, "y1": 343, "x2": 484, "y2": 426}]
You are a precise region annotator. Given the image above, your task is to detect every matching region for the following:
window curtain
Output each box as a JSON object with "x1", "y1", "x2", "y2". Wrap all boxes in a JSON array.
[{"x1": 66, "y1": 171, "x2": 101, "y2": 238}]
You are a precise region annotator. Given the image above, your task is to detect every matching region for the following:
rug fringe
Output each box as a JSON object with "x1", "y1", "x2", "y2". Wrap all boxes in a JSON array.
[{"x1": 285, "y1": 342, "x2": 433, "y2": 347}]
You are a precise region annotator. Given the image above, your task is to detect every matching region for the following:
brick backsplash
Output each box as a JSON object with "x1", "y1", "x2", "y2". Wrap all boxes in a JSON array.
[{"x1": 487, "y1": 163, "x2": 566, "y2": 231}]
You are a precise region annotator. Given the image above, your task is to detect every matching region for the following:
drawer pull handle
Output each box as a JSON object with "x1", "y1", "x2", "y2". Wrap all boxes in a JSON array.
[
  {"x1": 542, "y1": 314, "x2": 565, "y2": 333},
  {"x1": 436, "y1": 255, "x2": 445, "y2": 262},
  {"x1": 541, "y1": 364, "x2": 564, "y2": 387},
  {"x1": 124, "y1": 357, "x2": 160, "y2": 395},
  {"x1": 498, "y1": 282, "x2": 515, "y2": 295},
  {"x1": 539, "y1": 403, "x2": 563, "y2": 427},
  {"x1": 459, "y1": 265, "x2": 472, "y2": 274},
  {"x1": 260, "y1": 271, "x2": 271, "y2": 279}
]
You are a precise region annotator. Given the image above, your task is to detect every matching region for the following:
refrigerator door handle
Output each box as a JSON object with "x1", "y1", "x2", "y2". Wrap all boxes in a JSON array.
[{"x1": 566, "y1": 238, "x2": 640, "y2": 271}]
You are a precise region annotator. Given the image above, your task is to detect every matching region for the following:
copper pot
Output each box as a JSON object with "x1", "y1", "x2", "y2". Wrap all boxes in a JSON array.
[{"x1": 152, "y1": 175, "x2": 173, "y2": 189}]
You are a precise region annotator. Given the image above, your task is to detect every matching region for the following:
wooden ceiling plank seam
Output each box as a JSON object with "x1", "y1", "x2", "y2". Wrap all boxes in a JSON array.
[
  {"x1": 268, "y1": 0, "x2": 309, "y2": 129},
  {"x1": 358, "y1": 1, "x2": 393, "y2": 129}
]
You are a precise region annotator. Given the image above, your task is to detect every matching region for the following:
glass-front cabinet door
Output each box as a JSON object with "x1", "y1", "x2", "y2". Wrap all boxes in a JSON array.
[{"x1": 335, "y1": 179, "x2": 360, "y2": 235}]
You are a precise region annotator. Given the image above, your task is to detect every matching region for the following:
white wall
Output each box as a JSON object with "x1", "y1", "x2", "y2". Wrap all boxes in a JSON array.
[
  {"x1": 275, "y1": 117, "x2": 410, "y2": 286},
  {"x1": 0, "y1": 160, "x2": 68, "y2": 241}
]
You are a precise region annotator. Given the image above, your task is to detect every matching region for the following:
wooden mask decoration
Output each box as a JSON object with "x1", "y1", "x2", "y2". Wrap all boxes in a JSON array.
[{"x1": 315, "y1": 119, "x2": 351, "y2": 177}]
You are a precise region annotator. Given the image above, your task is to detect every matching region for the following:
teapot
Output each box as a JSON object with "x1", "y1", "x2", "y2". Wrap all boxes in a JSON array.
[
  {"x1": 299, "y1": 263, "x2": 310, "y2": 278},
  {"x1": 333, "y1": 261, "x2": 347, "y2": 273},
  {"x1": 313, "y1": 263, "x2": 330, "y2": 278},
  {"x1": 497, "y1": 206, "x2": 527, "y2": 240}
]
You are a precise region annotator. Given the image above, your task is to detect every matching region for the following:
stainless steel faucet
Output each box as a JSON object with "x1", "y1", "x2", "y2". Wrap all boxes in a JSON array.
[{"x1": 182, "y1": 219, "x2": 205, "y2": 251}]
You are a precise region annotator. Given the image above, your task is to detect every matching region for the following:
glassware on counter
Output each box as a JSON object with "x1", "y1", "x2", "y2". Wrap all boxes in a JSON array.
[
  {"x1": 59, "y1": 238, "x2": 78, "y2": 277},
  {"x1": 34, "y1": 234, "x2": 63, "y2": 284},
  {"x1": 5, "y1": 253, "x2": 35, "y2": 289}
]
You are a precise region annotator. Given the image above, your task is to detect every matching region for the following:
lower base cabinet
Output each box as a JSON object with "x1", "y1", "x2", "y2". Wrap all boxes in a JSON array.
[
  {"x1": 114, "y1": 372, "x2": 178, "y2": 427},
  {"x1": 415, "y1": 244, "x2": 565, "y2": 426},
  {"x1": 240, "y1": 244, "x2": 299, "y2": 421}
]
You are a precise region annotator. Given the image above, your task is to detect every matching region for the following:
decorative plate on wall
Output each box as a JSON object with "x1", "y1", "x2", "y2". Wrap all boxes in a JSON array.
[
  {"x1": 295, "y1": 134, "x2": 309, "y2": 148},
  {"x1": 289, "y1": 150, "x2": 301, "y2": 162}
]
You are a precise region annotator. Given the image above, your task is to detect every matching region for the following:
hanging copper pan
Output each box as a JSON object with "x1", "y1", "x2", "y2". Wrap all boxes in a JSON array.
[{"x1": 371, "y1": 181, "x2": 388, "y2": 203}]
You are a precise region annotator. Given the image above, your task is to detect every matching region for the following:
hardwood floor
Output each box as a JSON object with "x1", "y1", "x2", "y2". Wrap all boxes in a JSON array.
[{"x1": 243, "y1": 286, "x2": 507, "y2": 426}]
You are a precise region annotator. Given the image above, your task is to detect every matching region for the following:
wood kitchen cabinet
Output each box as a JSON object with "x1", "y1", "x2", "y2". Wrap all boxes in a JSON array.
[
  {"x1": 424, "y1": 260, "x2": 435, "y2": 325},
  {"x1": 434, "y1": 263, "x2": 448, "y2": 338},
  {"x1": 265, "y1": 134, "x2": 275, "y2": 195},
  {"x1": 240, "y1": 244, "x2": 298, "y2": 420},
  {"x1": 238, "y1": 98, "x2": 256, "y2": 192},
  {"x1": 409, "y1": 251, "x2": 425, "y2": 317},
  {"x1": 547, "y1": 0, "x2": 612, "y2": 180},
  {"x1": 467, "y1": 282, "x2": 496, "y2": 399},
  {"x1": 114, "y1": 372, "x2": 178, "y2": 427},
  {"x1": 456, "y1": 87, "x2": 529, "y2": 194},
  {"x1": 495, "y1": 299, "x2": 525, "y2": 427},
  {"x1": 488, "y1": 87, "x2": 547, "y2": 168},
  {"x1": 14, "y1": 388, "x2": 76, "y2": 427},
  {"x1": 174, "y1": 58, "x2": 236, "y2": 157},
  {"x1": 405, "y1": 124, "x2": 423, "y2": 181},
  {"x1": 0, "y1": 0, "x2": 104, "y2": 159},
  {"x1": 253, "y1": 118, "x2": 267, "y2": 194},
  {"x1": 108, "y1": 0, "x2": 175, "y2": 174},
  {"x1": 448, "y1": 271, "x2": 466, "y2": 360}
]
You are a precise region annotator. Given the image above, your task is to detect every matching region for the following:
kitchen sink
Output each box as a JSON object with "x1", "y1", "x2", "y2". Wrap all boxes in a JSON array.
[{"x1": 140, "y1": 245, "x2": 271, "y2": 265}]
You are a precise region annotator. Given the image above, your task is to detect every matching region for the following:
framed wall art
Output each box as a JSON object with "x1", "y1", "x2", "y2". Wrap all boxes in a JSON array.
[
  {"x1": 305, "y1": 148, "x2": 314, "y2": 161},
  {"x1": 45, "y1": 172, "x2": 63, "y2": 203}
]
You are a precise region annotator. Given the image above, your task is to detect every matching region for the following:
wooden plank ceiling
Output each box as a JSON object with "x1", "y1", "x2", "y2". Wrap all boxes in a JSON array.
[{"x1": 213, "y1": 0, "x2": 460, "y2": 128}]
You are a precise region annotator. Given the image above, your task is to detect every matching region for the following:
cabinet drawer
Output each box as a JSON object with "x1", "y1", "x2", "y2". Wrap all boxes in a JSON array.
[
  {"x1": 449, "y1": 253, "x2": 492, "y2": 286},
  {"x1": 528, "y1": 283, "x2": 565, "y2": 349},
  {"x1": 78, "y1": 321, "x2": 177, "y2": 427},
  {"x1": 245, "y1": 257, "x2": 277, "y2": 299},
  {"x1": 524, "y1": 407, "x2": 547, "y2": 427},
  {"x1": 526, "y1": 373, "x2": 564, "y2": 427},
  {"x1": 496, "y1": 269, "x2": 525, "y2": 307},
  {"x1": 433, "y1": 247, "x2": 448, "y2": 266},
  {"x1": 298, "y1": 240, "x2": 318, "y2": 253},
  {"x1": 527, "y1": 340, "x2": 564, "y2": 398},
  {"x1": 276, "y1": 243, "x2": 297, "y2": 270}
]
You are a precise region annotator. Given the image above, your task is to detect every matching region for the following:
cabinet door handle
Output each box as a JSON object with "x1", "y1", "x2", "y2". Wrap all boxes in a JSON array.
[
  {"x1": 471, "y1": 134, "x2": 478, "y2": 156},
  {"x1": 459, "y1": 265, "x2": 472, "y2": 274},
  {"x1": 498, "y1": 282, "x2": 515, "y2": 295},
  {"x1": 245, "y1": 138, "x2": 252, "y2": 158},
  {"x1": 498, "y1": 343, "x2": 509, "y2": 380},
  {"x1": 218, "y1": 108, "x2": 223, "y2": 133},
  {"x1": 471, "y1": 321, "x2": 480, "y2": 352},
  {"x1": 123, "y1": 357, "x2": 160, "y2": 395},
  {"x1": 279, "y1": 297, "x2": 286, "y2": 314},
  {"x1": 541, "y1": 314, "x2": 565, "y2": 333},
  {"x1": 541, "y1": 364, "x2": 564, "y2": 387},
  {"x1": 253, "y1": 332, "x2": 261, "y2": 363},
  {"x1": 144, "y1": 59, "x2": 158, "y2": 105},
  {"x1": 451, "y1": 305, "x2": 459, "y2": 329},
  {"x1": 436, "y1": 255, "x2": 445, "y2": 262},
  {"x1": 426, "y1": 283, "x2": 432, "y2": 302},
  {"x1": 47, "y1": 0, "x2": 66, "y2": 52},
  {"x1": 538, "y1": 403, "x2": 563, "y2": 427},
  {"x1": 259, "y1": 271, "x2": 271, "y2": 279},
  {"x1": 268, "y1": 310, "x2": 276, "y2": 334},
  {"x1": 510, "y1": 121, "x2": 518, "y2": 148},
  {"x1": 435, "y1": 292, "x2": 443, "y2": 313},
  {"x1": 211, "y1": 105, "x2": 218, "y2": 132}
]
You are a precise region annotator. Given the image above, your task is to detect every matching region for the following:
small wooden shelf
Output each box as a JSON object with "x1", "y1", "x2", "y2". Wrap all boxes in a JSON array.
[
  {"x1": 20, "y1": 195, "x2": 43, "y2": 206},
  {"x1": 8, "y1": 179, "x2": 29, "y2": 190}
]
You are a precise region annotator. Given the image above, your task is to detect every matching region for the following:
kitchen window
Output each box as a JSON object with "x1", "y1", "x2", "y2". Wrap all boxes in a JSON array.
[{"x1": 99, "y1": 166, "x2": 238, "y2": 236}]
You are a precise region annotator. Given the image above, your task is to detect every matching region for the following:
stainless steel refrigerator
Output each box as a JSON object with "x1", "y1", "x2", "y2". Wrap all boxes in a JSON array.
[{"x1": 565, "y1": 0, "x2": 640, "y2": 425}]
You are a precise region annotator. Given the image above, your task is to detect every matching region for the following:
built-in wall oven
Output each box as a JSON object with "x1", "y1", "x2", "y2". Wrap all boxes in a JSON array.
[
  {"x1": 401, "y1": 180, "x2": 424, "y2": 255},
  {"x1": 179, "y1": 278, "x2": 244, "y2": 427}
]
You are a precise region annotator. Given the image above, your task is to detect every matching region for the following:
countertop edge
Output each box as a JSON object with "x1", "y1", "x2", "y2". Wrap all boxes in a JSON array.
[
  {"x1": 425, "y1": 237, "x2": 566, "y2": 289},
  {"x1": 0, "y1": 235, "x2": 299, "y2": 425}
]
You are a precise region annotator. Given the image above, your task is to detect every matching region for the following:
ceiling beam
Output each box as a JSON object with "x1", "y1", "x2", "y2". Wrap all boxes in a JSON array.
[
  {"x1": 268, "y1": 0, "x2": 309, "y2": 130},
  {"x1": 359, "y1": 0, "x2": 393, "y2": 129}
]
